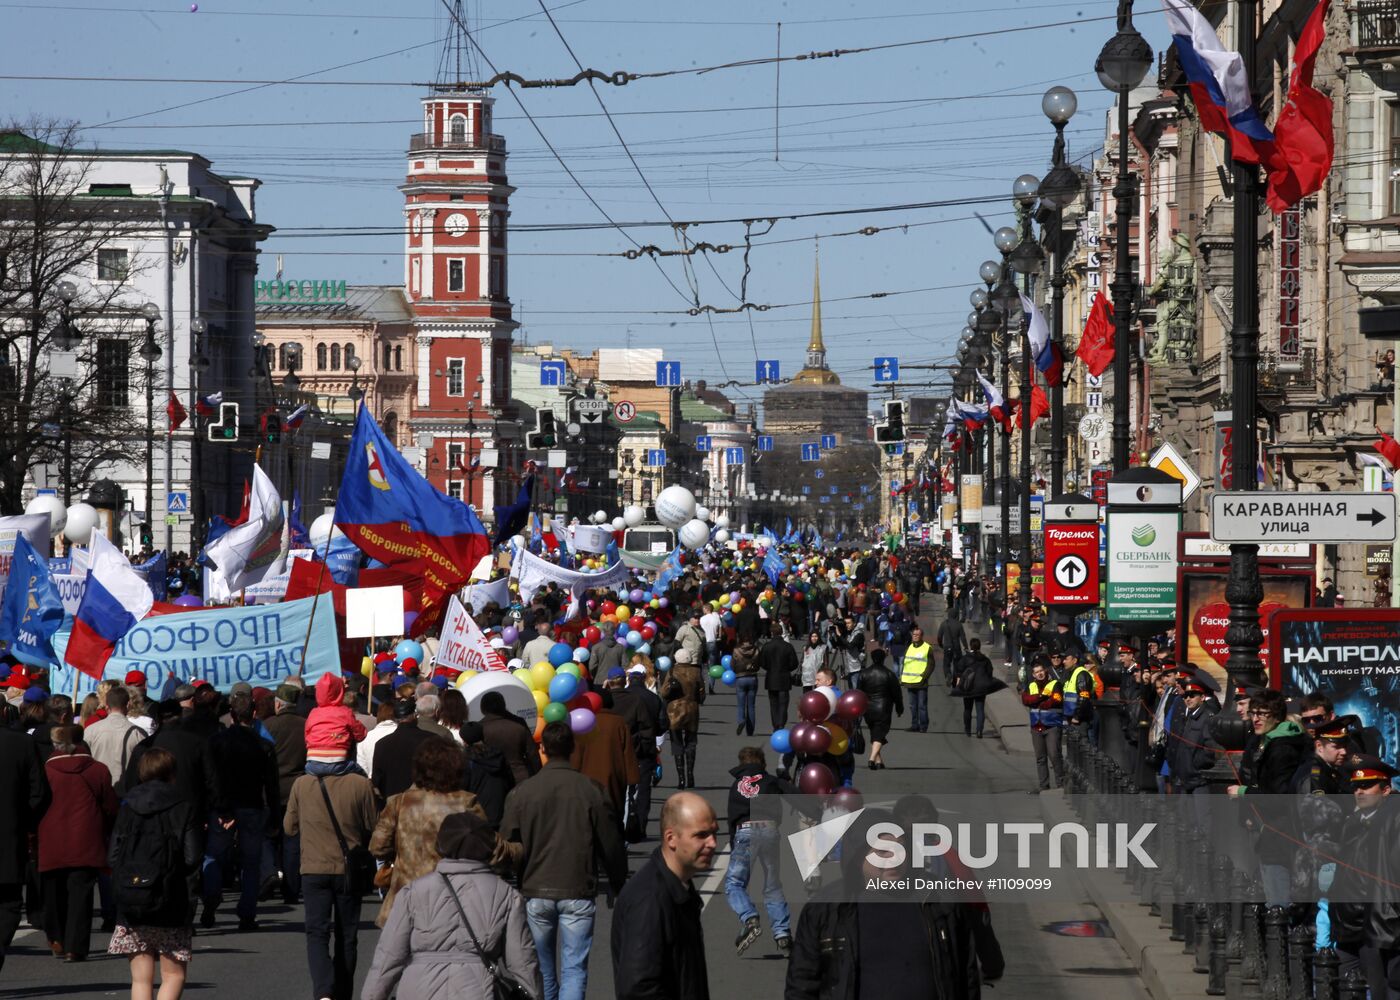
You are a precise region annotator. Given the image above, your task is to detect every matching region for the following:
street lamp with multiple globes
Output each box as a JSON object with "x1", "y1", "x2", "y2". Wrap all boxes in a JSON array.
[
  {"x1": 1010, "y1": 176, "x2": 1045, "y2": 609},
  {"x1": 1095, "y1": 0, "x2": 1154, "y2": 473},
  {"x1": 138, "y1": 303, "x2": 163, "y2": 549}
]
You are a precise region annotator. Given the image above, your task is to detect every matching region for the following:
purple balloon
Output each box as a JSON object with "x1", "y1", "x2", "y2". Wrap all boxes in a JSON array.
[
  {"x1": 173, "y1": 595, "x2": 203, "y2": 608},
  {"x1": 629, "y1": 588, "x2": 645, "y2": 604},
  {"x1": 836, "y1": 690, "x2": 869, "y2": 720},
  {"x1": 659, "y1": 597, "x2": 669, "y2": 608},
  {"x1": 831, "y1": 787, "x2": 864, "y2": 812},
  {"x1": 402, "y1": 610, "x2": 419, "y2": 633},
  {"x1": 501, "y1": 626, "x2": 519, "y2": 645},
  {"x1": 569, "y1": 707, "x2": 596, "y2": 734}
]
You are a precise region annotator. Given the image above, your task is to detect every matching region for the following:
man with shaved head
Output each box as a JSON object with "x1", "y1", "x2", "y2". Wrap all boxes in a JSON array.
[{"x1": 612, "y1": 791, "x2": 716, "y2": 999}]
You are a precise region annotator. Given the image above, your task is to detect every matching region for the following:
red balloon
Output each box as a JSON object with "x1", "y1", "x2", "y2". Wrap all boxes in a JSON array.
[
  {"x1": 581, "y1": 691, "x2": 603, "y2": 713},
  {"x1": 601, "y1": 601, "x2": 617, "y2": 616},
  {"x1": 576, "y1": 638, "x2": 591, "y2": 651},
  {"x1": 583, "y1": 626, "x2": 602, "y2": 644},
  {"x1": 799, "y1": 724, "x2": 832, "y2": 755},
  {"x1": 797, "y1": 762, "x2": 838, "y2": 795},
  {"x1": 831, "y1": 787, "x2": 864, "y2": 812},
  {"x1": 566, "y1": 695, "x2": 588, "y2": 711},
  {"x1": 799, "y1": 689, "x2": 832, "y2": 723},
  {"x1": 628, "y1": 615, "x2": 645, "y2": 632},
  {"x1": 640, "y1": 624, "x2": 657, "y2": 641},
  {"x1": 789, "y1": 722, "x2": 811, "y2": 748},
  {"x1": 836, "y1": 690, "x2": 869, "y2": 720}
]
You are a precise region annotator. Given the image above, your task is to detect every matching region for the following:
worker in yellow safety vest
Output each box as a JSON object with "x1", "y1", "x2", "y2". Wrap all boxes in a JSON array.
[{"x1": 899, "y1": 625, "x2": 934, "y2": 733}]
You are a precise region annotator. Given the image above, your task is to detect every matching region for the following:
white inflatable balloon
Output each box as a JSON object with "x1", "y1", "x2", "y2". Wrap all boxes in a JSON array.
[
  {"x1": 461, "y1": 670, "x2": 538, "y2": 731},
  {"x1": 714, "y1": 528, "x2": 731, "y2": 544},
  {"x1": 695, "y1": 504, "x2": 710, "y2": 523},
  {"x1": 714, "y1": 513, "x2": 731, "y2": 530},
  {"x1": 654, "y1": 486, "x2": 696, "y2": 530},
  {"x1": 611, "y1": 516, "x2": 626, "y2": 532},
  {"x1": 308, "y1": 509, "x2": 346, "y2": 549},
  {"x1": 593, "y1": 509, "x2": 608, "y2": 524},
  {"x1": 63, "y1": 503, "x2": 99, "y2": 545},
  {"x1": 678, "y1": 518, "x2": 710, "y2": 550},
  {"x1": 623, "y1": 504, "x2": 646, "y2": 528},
  {"x1": 25, "y1": 495, "x2": 67, "y2": 537}
]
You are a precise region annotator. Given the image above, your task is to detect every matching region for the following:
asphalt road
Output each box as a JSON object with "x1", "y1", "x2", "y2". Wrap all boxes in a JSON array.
[{"x1": 3, "y1": 602, "x2": 1151, "y2": 999}]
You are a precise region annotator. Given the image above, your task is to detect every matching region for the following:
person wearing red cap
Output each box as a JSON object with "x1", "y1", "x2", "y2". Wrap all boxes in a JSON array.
[
  {"x1": 1167, "y1": 673, "x2": 1217, "y2": 803},
  {"x1": 1330, "y1": 754, "x2": 1397, "y2": 997}
]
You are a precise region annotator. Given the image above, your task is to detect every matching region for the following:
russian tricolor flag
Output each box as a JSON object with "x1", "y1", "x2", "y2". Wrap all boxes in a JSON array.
[
  {"x1": 65, "y1": 531, "x2": 154, "y2": 679},
  {"x1": 1020, "y1": 293, "x2": 1064, "y2": 388},
  {"x1": 977, "y1": 372, "x2": 1010, "y2": 432},
  {"x1": 195, "y1": 391, "x2": 223, "y2": 417},
  {"x1": 285, "y1": 403, "x2": 310, "y2": 430},
  {"x1": 1162, "y1": 0, "x2": 1275, "y2": 165}
]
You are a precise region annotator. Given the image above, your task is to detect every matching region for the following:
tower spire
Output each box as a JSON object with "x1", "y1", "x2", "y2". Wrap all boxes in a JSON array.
[
  {"x1": 436, "y1": 0, "x2": 481, "y2": 89},
  {"x1": 793, "y1": 239, "x2": 839, "y2": 385}
]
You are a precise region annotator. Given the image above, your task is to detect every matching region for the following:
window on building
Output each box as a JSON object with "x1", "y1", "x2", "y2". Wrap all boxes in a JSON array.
[
  {"x1": 394, "y1": 345, "x2": 403, "y2": 371},
  {"x1": 641, "y1": 478, "x2": 653, "y2": 503},
  {"x1": 330, "y1": 343, "x2": 341, "y2": 370},
  {"x1": 383, "y1": 343, "x2": 392, "y2": 370},
  {"x1": 447, "y1": 480, "x2": 464, "y2": 500},
  {"x1": 489, "y1": 258, "x2": 504, "y2": 298},
  {"x1": 278, "y1": 343, "x2": 302, "y2": 371},
  {"x1": 450, "y1": 115, "x2": 466, "y2": 143},
  {"x1": 491, "y1": 212, "x2": 505, "y2": 242},
  {"x1": 344, "y1": 343, "x2": 355, "y2": 369},
  {"x1": 446, "y1": 358, "x2": 465, "y2": 396},
  {"x1": 316, "y1": 343, "x2": 327, "y2": 370},
  {"x1": 95, "y1": 338, "x2": 129, "y2": 407},
  {"x1": 96, "y1": 248, "x2": 128, "y2": 282},
  {"x1": 448, "y1": 258, "x2": 465, "y2": 293},
  {"x1": 383, "y1": 411, "x2": 398, "y2": 443},
  {"x1": 493, "y1": 351, "x2": 508, "y2": 401},
  {"x1": 448, "y1": 443, "x2": 464, "y2": 469}
]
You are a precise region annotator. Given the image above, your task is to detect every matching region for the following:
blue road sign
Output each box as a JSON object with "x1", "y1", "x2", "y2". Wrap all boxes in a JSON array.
[
  {"x1": 756, "y1": 435, "x2": 773, "y2": 452},
  {"x1": 655, "y1": 361, "x2": 682, "y2": 387},
  {"x1": 756, "y1": 359, "x2": 780, "y2": 384},
  {"x1": 802, "y1": 486, "x2": 811, "y2": 495},
  {"x1": 645, "y1": 449, "x2": 667, "y2": 467},
  {"x1": 800, "y1": 443, "x2": 820, "y2": 462},
  {"x1": 814, "y1": 469, "x2": 825, "y2": 480},
  {"x1": 540, "y1": 360, "x2": 567, "y2": 386},
  {"x1": 724, "y1": 447, "x2": 745, "y2": 465},
  {"x1": 36, "y1": 488, "x2": 56, "y2": 497},
  {"x1": 694, "y1": 435, "x2": 712, "y2": 452},
  {"x1": 874, "y1": 356, "x2": 900, "y2": 382},
  {"x1": 820, "y1": 434, "x2": 837, "y2": 450},
  {"x1": 830, "y1": 486, "x2": 837, "y2": 495},
  {"x1": 820, "y1": 496, "x2": 830, "y2": 504},
  {"x1": 166, "y1": 491, "x2": 189, "y2": 514}
]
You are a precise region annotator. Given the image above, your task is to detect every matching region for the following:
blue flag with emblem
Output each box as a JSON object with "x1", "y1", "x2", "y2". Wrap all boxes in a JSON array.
[
  {"x1": 0, "y1": 534, "x2": 65, "y2": 666},
  {"x1": 654, "y1": 546, "x2": 685, "y2": 594},
  {"x1": 763, "y1": 546, "x2": 785, "y2": 586}
]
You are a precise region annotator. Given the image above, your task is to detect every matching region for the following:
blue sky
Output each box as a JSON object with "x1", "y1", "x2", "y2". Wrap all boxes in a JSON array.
[{"x1": 7, "y1": 0, "x2": 1175, "y2": 411}]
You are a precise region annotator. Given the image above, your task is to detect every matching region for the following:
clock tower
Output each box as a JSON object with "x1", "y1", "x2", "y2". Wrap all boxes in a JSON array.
[{"x1": 402, "y1": 19, "x2": 517, "y2": 509}]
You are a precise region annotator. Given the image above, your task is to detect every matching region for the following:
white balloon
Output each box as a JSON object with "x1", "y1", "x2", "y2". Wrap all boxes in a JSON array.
[
  {"x1": 611, "y1": 516, "x2": 626, "y2": 532},
  {"x1": 461, "y1": 670, "x2": 538, "y2": 732},
  {"x1": 593, "y1": 509, "x2": 608, "y2": 524},
  {"x1": 714, "y1": 528, "x2": 731, "y2": 544},
  {"x1": 695, "y1": 504, "x2": 710, "y2": 522},
  {"x1": 25, "y1": 495, "x2": 67, "y2": 537},
  {"x1": 678, "y1": 518, "x2": 710, "y2": 550},
  {"x1": 654, "y1": 486, "x2": 696, "y2": 530},
  {"x1": 816, "y1": 685, "x2": 840, "y2": 717},
  {"x1": 714, "y1": 513, "x2": 731, "y2": 530},
  {"x1": 308, "y1": 510, "x2": 346, "y2": 549},
  {"x1": 63, "y1": 503, "x2": 99, "y2": 545},
  {"x1": 623, "y1": 504, "x2": 646, "y2": 528}
]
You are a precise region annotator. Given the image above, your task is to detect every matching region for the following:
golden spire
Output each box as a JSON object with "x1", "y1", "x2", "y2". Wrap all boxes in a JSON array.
[{"x1": 792, "y1": 239, "x2": 840, "y2": 385}]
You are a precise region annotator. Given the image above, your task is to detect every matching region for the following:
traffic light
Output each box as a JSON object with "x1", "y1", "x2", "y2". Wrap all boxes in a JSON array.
[
  {"x1": 207, "y1": 402, "x2": 240, "y2": 442},
  {"x1": 263, "y1": 412, "x2": 282, "y2": 444},
  {"x1": 139, "y1": 524, "x2": 152, "y2": 547},
  {"x1": 885, "y1": 399, "x2": 906, "y2": 440},
  {"x1": 527, "y1": 409, "x2": 556, "y2": 449}
]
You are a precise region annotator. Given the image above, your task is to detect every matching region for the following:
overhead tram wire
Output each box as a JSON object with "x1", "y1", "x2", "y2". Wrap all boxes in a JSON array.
[{"x1": 433, "y1": 0, "x2": 692, "y2": 307}]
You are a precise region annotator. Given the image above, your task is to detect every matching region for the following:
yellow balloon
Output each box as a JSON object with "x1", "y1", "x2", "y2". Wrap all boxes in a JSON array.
[
  {"x1": 453, "y1": 669, "x2": 479, "y2": 690},
  {"x1": 360, "y1": 657, "x2": 373, "y2": 679},
  {"x1": 512, "y1": 668, "x2": 535, "y2": 689},
  {"x1": 615, "y1": 605, "x2": 631, "y2": 621},
  {"x1": 530, "y1": 661, "x2": 556, "y2": 691},
  {"x1": 532, "y1": 688, "x2": 549, "y2": 712},
  {"x1": 826, "y1": 722, "x2": 849, "y2": 756},
  {"x1": 719, "y1": 594, "x2": 731, "y2": 606}
]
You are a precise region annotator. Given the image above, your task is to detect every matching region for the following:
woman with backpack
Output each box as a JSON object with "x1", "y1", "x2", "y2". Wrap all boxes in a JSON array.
[{"x1": 107, "y1": 746, "x2": 201, "y2": 999}]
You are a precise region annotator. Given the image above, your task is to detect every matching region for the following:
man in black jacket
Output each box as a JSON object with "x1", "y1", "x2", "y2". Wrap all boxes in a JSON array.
[
  {"x1": 1331, "y1": 755, "x2": 1395, "y2": 999},
  {"x1": 1167, "y1": 673, "x2": 1217, "y2": 813},
  {"x1": 935, "y1": 615, "x2": 967, "y2": 685},
  {"x1": 371, "y1": 698, "x2": 434, "y2": 802},
  {"x1": 612, "y1": 666, "x2": 666, "y2": 841},
  {"x1": 724, "y1": 747, "x2": 791, "y2": 956},
  {"x1": 0, "y1": 722, "x2": 46, "y2": 973},
  {"x1": 756, "y1": 622, "x2": 800, "y2": 733},
  {"x1": 612, "y1": 791, "x2": 716, "y2": 1000}
]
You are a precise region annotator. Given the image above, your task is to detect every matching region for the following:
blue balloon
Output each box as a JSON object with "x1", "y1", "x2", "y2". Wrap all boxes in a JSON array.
[
  {"x1": 548, "y1": 642, "x2": 574, "y2": 667},
  {"x1": 721, "y1": 654, "x2": 733, "y2": 669},
  {"x1": 770, "y1": 728, "x2": 792, "y2": 754},
  {"x1": 395, "y1": 639, "x2": 425, "y2": 664},
  {"x1": 626, "y1": 631, "x2": 644, "y2": 648},
  {"x1": 548, "y1": 673, "x2": 579, "y2": 702},
  {"x1": 721, "y1": 670, "x2": 736, "y2": 686},
  {"x1": 722, "y1": 612, "x2": 735, "y2": 625},
  {"x1": 656, "y1": 656, "x2": 673, "y2": 671},
  {"x1": 616, "y1": 622, "x2": 629, "y2": 638},
  {"x1": 636, "y1": 642, "x2": 652, "y2": 656}
]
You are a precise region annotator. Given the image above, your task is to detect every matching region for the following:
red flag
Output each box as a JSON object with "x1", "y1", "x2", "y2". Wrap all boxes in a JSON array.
[
  {"x1": 166, "y1": 391, "x2": 187, "y2": 433},
  {"x1": 1077, "y1": 292, "x2": 1116, "y2": 377},
  {"x1": 1265, "y1": 0, "x2": 1333, "y2": 214},
  {"x1": 1376, "y1": 433, "x2": 1400, "y2": 468},
  {"x1": 1017, "y1": 382, "x2": 1050, "y2": 429}
]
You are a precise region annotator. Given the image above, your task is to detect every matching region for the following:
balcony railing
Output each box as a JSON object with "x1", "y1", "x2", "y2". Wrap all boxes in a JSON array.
[
  {"x1": 408, "y1": 133, "x2": 506, "y2": 153},
  {"x1": 1357, "y1": 1, "x2": 1400, "y2": 49}
]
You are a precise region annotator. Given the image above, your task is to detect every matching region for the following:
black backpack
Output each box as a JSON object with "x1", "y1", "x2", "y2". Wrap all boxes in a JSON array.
[{"x1": 111, "y1": 809, "x2": 181, "y2": 925}]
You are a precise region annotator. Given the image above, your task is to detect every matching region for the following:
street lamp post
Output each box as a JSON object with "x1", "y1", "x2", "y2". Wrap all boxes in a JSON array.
[
  {"x1": 1038, "y1": 86, "x2": 1081, "y2": 499},
  {"x1": 988, "y1": 235, "x2": 1019, "y2": 618},
  {"x1": 1096, "y1": 0, "x2": 1154, "y2": 473},
  {"x1": 1011, "y1": 177, "x2": 1045, "y2": 610},
  {"x1": 138, "y1": 303, "x2": 163, "y2": 550},
  {"x1": 190, "y1": 316, "x2": 209, "y2": 549}
]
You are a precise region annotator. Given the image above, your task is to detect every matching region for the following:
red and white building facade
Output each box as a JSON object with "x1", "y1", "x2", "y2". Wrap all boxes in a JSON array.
[{"x1": 403, "y1": 87, "x2": 517, "y2": 509}]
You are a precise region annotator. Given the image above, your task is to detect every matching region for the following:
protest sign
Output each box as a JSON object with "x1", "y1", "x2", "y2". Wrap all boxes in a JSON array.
[
  {"x1": 435, "y1": 595, "x2": 508, "y2": 672},
  {"x1": 463, "y1": 577, "x2": 510, "y2": 613},
  {"x1": 512, "y1": 546, "x2": 628, "y2": 605},
  {"x1": 49, "y1": 595, "x2": 340, "y2": 697},
  {"x1": 345, "y1": 585, "x2": 405, "y2": 638}
]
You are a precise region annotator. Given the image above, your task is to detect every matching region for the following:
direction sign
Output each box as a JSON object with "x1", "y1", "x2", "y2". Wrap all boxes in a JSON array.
[
  {"x1": 1209, "y1": 492, "x2": 1399, "y2": 544},
  {"x1": 1044, "y1": 522, "x2": 1100, "y2": 606},
  {"x1": 756, "y1": 434, "x2": 773, "y2": 452},
  {"x1": 540, "y1": 360, "x2": 567, "y2": 386},
  {"x1": 655, "y1": 361, "x2": 681, "y2": 387},
  {"x1": 820, "y1": 434, "x2": 837, "y2": 450},
  {"x1": 695, "y1": 435, "x2": 713, "y2": 452},
  {"x1": 756, "y1": 360, "x2": 780, "y2": 384},
  {"x1": 800, "y1": 443, "x2": 820, "y2": 462},
  {"x1": 166, "y1": 491, "x2": 189, "y2": 514},
  {"x1": 645, "y1": 449, "x2": 667, "y2": 467},
  {"x1": 613, "y1": 400, "x2": 636, "y2": 422},
  {"x1": 572, "y1": 398, "x2": 608, "y2": 425},
  {"x1": 874, "y1": 356, "x2": 900, "y2": 382},
  {"x1": 815, "y1": 469, "x2": 825, "y2": 480},
  {"x1": 724, "y1": 447, "x2": 745, "y2": 465}
]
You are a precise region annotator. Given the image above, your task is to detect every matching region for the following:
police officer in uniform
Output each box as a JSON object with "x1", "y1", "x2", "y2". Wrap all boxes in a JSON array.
[{"x1": 1330, "y1": 753, "x2": 1396, "y2": 999}]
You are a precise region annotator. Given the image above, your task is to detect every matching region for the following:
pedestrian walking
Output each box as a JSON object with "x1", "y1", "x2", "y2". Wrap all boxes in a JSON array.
[
  {"x1": 724, "y1": 748, "x2": 791, "y2": 956},
  {"x1": 951, "y1": 638, "x2": 1002, "y2": 739},
  {"x1": 264, "y1": 683, "x2": 307, "y2": 905},
  {"x1": 935, "y1": 614, "x2": 966, "y2": 685},
  {"x1": 611, "y1": 665, "x2": 666, "y2": 842},
  {"x1": 1021, "y1": 660, "x2": 1065, "y2": 790},
  {"x1": 662, "y1": 648, "x2": 706, "y2": 790},
  {"x1": 371, "y1": 698, "x2": 434, "y2": 801},
  {"x1": 800, "y1": 632, "x2": 824, "y2": 690},
  {"x1": 84, "y1": 686, "x2": 144, "y2": 788},
  {"x1": 611, "y1": 791, "x2": 716, "y2": 1000},
  {"x1": 756, "y1": 621, "x2": 800, "y2": 733},
  {"x1": 731, "y1": 638, "x2": 760, "y2": 737},
  {"x1": 898, "y1": 625, "x2": 934, "y2": 733},
  {"x1": 360, "y1": 809, "x2": 542, "y2": 1000},
  {"x1": 0, "y1": 719, "x2": 46, "y2": 974},
  {"x1": 857, "y1": 648, "x2": 902, "y2": 770},
  {"x1": 479, "y1": 691, "x2": 541, "y2": 787},
  {"x1": 569, "y1": 688, "x2": 638, "y2": 822}
]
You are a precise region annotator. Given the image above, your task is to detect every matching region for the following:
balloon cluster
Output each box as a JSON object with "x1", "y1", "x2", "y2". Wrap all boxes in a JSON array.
[
  {"x1": 706, "y1": 653, "x2": 736, "y2": 685},
  {"x1": 362, "y1": 638, "x2": 426, "y2": 682},
  {"x1": 513, "y1": 642, "x2": 599, "y2": 740},
  {"x1": 769, "y1": 688, "x2": 869, "y2": 796}
]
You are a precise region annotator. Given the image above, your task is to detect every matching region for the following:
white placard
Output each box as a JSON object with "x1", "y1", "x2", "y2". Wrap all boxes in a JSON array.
[
  {"x1": 344, "y1": 584, "x2": 404, "y2": 638},
  {"x1": 435, "y1": 595, "x2": 509, "y2": 672}
]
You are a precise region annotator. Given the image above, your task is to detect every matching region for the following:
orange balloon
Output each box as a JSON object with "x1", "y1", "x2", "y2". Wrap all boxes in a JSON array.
[{"x1": 533, "y1": 715, "x2": 546, "y2": 743}]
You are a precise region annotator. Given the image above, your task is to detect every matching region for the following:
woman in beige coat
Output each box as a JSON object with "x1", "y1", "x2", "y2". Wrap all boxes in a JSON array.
[{"x1": 661, "y1": 647, "x2": 706, "y2": 789}]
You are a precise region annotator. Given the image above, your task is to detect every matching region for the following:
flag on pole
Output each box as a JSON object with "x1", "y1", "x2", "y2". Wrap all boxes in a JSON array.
[
  {"x1": 1077, "y1": 292, "x2": 1116, "y2": 377},
  {"x1": 1017, "y1": 382, "x2": 1050, "y2": 429},
  {"x1": 285, "y1": 403, "x2": 310, "y2": 431},
  {"x1": 1376, "y1": 432, "x2": 1400, "y2": 468},
  {"x1": 195, "y1": 391, "x2": 222, "y2": 417},
  {"x1": 1264, "y1": 0, "x2": 1334, "y2": 213},
  {"x1": 65, "y1": 531, "x2": 155, "y2": 679},
  {"x1": 977, "y1": 373, "x2": 1010, "y2": 432},
  {"x1": 166, "y1": 392, "x2": 187, "y2": 434},
  {"x1": 0, "y1": 534, "x2": 64, "y2": 666},
  {"x1": 202, "y1": 464, "x2": 287, "y2": 594},
  {"x1": 1019, "y1": 293, "x2": 1064, "y2": 386}
]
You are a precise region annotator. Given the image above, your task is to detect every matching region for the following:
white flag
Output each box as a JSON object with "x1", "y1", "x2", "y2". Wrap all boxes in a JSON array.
[
  {"x1": 1020, "y1": 292, "x2": 1049, "y2": 361},
  {"x1": 203, "y1": 465, "x2": 287, "y2": 594}
]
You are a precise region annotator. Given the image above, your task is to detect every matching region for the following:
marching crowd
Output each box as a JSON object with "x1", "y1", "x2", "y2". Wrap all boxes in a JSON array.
[{"x1": 0, "y1": 539, "x2": 1024, "y2": 1000}]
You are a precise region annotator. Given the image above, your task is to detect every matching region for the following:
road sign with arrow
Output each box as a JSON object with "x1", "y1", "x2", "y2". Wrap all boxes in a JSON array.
[{"x1": 1209, "y1": 492, "x2": 1398, "y2": 544}]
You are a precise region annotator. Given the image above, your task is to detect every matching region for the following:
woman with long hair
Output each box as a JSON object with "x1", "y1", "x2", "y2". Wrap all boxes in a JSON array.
[{"x1": 438, "y1": 689, "x2": 468, "y2": 743}]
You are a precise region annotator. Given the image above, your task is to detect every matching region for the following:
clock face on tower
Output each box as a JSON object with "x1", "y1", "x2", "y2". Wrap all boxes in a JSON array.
[{"x1": 444, "y1": 212, "x2": 470, "y2": 237}]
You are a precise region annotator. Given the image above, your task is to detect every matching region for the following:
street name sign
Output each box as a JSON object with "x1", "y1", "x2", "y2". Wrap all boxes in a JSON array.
[{"x1": 1209, "y1": 492, "x2": 1398, "y2": 544}]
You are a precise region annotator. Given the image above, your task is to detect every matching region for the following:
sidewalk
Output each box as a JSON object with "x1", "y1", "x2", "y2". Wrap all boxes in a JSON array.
[{"x1": 917, "y1": 600, "x2": 1030, "y2": 757}]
